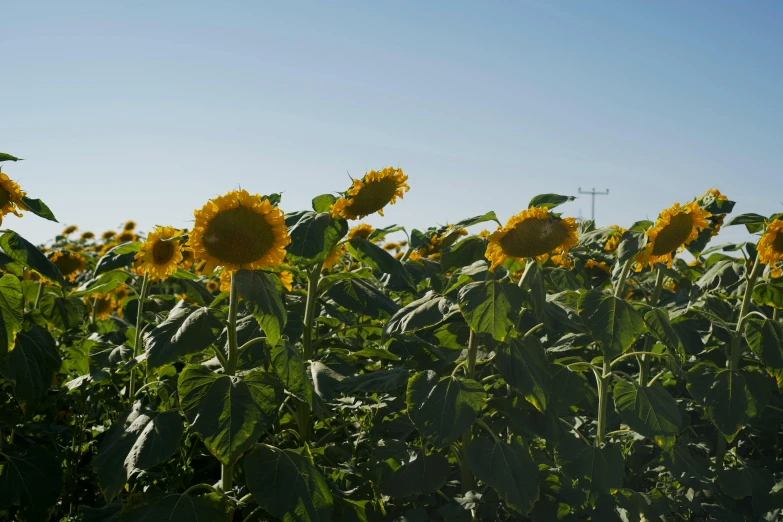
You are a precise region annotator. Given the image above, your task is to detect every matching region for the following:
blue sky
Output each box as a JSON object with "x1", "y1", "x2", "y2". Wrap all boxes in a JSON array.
[{"x1": 2, "y1": 1, "x2": 781, "y2": 248}]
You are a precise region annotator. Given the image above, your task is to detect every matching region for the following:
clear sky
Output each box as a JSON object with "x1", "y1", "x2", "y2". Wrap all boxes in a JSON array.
[{"x1": 2, "y1": 1, "x2": 781, "y2": 248}]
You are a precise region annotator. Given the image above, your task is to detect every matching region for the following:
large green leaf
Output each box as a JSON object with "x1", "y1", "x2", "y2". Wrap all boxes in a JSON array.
[
  {"x1": 495, "y1": 337, "x2": 551, "y2": 412},
  {"x1": 383, "y1": 292, "x2": 458, "y2": 339},
  {"x1": 613, "y1": 380, "x2": 682, "y2": 449},
  {"x1": 0, "y1": 445, "x2": 63, "y2": 522},
  {"x1": 578, "y1": 290, "x2": 646, "y2": 359},
  {"x1": 380, "y1": 450, "x2": 450, "y2": 498},
  {"x1": 178, "y1": 365, "x2": 283, "y2": 465},
  {"x1": 71, "y1": 271, "x2": 130, "y2": 297},
  {"x1": 144, "y1": 301, "x2": 222, "y2": 369},
  {"x1": 440, "y1": 237, "x2": 489, "y2": 274},
  {"x1": 122, "y1": 492, "x2": 232, "y2": 522},
  {"x1": 528, "y1": 193, "x2": 575, "y2": 210},
  {"x1": 406, "y1": 370, "x2": 485, "y2": 448},
  {"x1": 0, "y1": 152, "x2": 22, "y2": 162},
  {"x1": 467, "y1": 437, "x2": 539, "y2": 515},
  {"x1": 270, "y1": 339, "x2": 312, "y2": 405},
  {"x1": 746, "y1": 319, "x2": 783, "y2": 369},
  {"x1": 555, "y1": 437, "x2": 624, "y2": 500},
  {"x1": 94, "y1": 241, "x2": 140, "y2": 276},
  {"x1": 0, "y1": 274, "x2": 23, "y2": 358},
  {"x1": 725, "y1": 212, "x2": 767, "y2": 233},
  {"x1": 245, "y1": 444, "x2": 334, "y2": 522},
  {"x1": 93, "y1": 403, "x2": 184, "y2": 501},
  {"x1": 0, "y1": 231, "x2": 64, "y2": 285},
  {"x1": 39, "y1": 294, "x2": 88, "y2": 330},
  {"x1": 5, "y1": 325, "x2": 60, "y2": 411},
  {"x1": 327, "y1": 277, "x2": 399, "y2": 318},
  {"x1": 347, "y1": 237, "x2": 405, "y2": 279},
  {"x1": 286, "y1": 210, "x2": 348, "y2": 264},
  {"x1": 234, "y1": 269, "x2": 287, "y2": 347},
  {"x1": 643, "y1": 308, "x2": 683, "y2": 360},
  {"x1": 458, "y1": 280, "x2": 523, "y2": 341},
  {"x1": 20, "y1": 196, "x2": 58, "y2": 222},
  {"x1": 753, "y1": 283, "x2": 783, "y2": 309}
]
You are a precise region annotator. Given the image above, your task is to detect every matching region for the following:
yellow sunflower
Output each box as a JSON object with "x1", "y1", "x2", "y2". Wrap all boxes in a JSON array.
[
  {"x1": 485, "y1": 206, "x2": 578, "y2": 271},
  {"x1": 604, "y1": 225, "x2": 626, "y2": 253},
  {"x1": 551, "y1": 253, "x2": 573, "y2": 269},
  {"x1": 383, "y1": 242, "x2": 401, "y2": 251},
  {"x1": 431, "y1": 225, "x2": 467, "y2": 250},
  {"x1": 206, "y1": 279, "x2": 220, "y2": 293},
  {"x1": 278, "y1": 270, "x2": 293, "y2": 292},
  {"x1": 633, "y1": 202, "x2": 710, "y2": 271},
  {"x1": 0, "y1": 173, "x2": 26, "y2": 226},
  {"x1": 62, "y1": 225, "x2": 78, "y2": 236},
  {"x1": 330, "y1": 167, "x2": 409, "y2": 220},
  {"x1": 117, "y1": 231, "x2": 137, "y2": 243},
  {"x1": 80, "y1": 231, "x2": 95, "y2": 241},
  {"x1": 190, "y1": 189, "x2": 290, "y2": 275},
  {"x1": 86, "y1": 295, "x2": 116, "y2": 320},
  {"x1": 101, "y1": 231, "x2": 116, "y2": 241},
  {"x1": 348, "y1": 223, "x2": 375, "y2": 240},
  {"x1": 50, "y1": 251, "x2": 87, "y2": 283},
  {"x1": 124, "y1": 220, "x2": 137, "y2": 231},
  {"x1": 322, "y1": 245, "x2": 346, "y2": 271},
  {"x1": 699, "y1": 188, "x2": 729, "y2": 237},
  {"x1": 219, "y1": 270, "x2": 231, "y2": 292},
  {"x1": 585, "y1": 259, "x2": 611, "y2": 275},
  {"x1": 758, "y1": 219, "x2": 783, "y2": 278},
  {"x1": 179, "y1": 247, "x2": 195, "y2": 270},
  {"x1": 112, "y1": 286, "x2": 130, "y2": 307},
  {"x1": 135, "y1": 226, "x2": 185, "y2": 280}
]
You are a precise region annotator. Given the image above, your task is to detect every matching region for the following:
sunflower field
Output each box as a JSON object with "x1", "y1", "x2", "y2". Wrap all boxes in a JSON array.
[{"x1": 2, "y1": 153, "x2": 783, "y2": 522}]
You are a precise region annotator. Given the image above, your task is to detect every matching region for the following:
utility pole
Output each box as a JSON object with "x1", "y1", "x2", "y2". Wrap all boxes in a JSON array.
[{"x1": 578, "y1": 187, "x2": 609, "y2": 222}]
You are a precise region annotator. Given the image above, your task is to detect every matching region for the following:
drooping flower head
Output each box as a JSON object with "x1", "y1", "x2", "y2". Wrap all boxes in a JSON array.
[
  {"x1": 698, "y1": 188, "x2": 729, "y2": 238},
  {"x1": 123, "y1": 220, "x2": 137, "y2": 231},
  {"x1": 189, "y1": 189, "x2": 290, "y2": 275},
  {"x1": 117, "y1": 231, "x2": 137, "y2": 243},
  {"x1": 101, "y1": 231, "x2": 116, "y2": 241},
  {"x1": 86, "y1": 295, "x2": 116, "y2": 320},
  {"x1": 62, "y1": 225, "x2": 78, "y2": 236},
  {"x1": 485, "y1": 207, "x2": 578, "y2": 271},
  {"x1": 347, "y1": 223, "x2": 375, "y2": 241},
  {"x1": 80, "y1": 231, "x2": 95, "y2": 241},
  {"x1": 633, "y1": 201, "x2": 711, "y2": 270},
  {"x1": 604, "y1": 225, "x2": 626, "y2": 253},
  {"x1": 758, "y1": 219, "x2": 783, "y2": 278},
  {"x1": 50, "y1": 251, "x2": 87, "y2": 283},
  {"x1": 0, "y1": 173, "x2": 26, "y2": 226},
  {"x1": 179, "y1": 247, "x2": 195, "y2": 270},
  {"x1": 330, "y1": 167, "x2": 409, "y2": 220},
  {"x1": 135, "y1": 226, "x2": 186, "y2": 280},
  {"x1": 584, "y1": 258, "x2": 611, "y2": 275}
]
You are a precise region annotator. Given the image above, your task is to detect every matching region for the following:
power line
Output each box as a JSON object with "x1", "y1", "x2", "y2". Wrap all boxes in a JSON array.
[{"x1": 578, "y1": 187, "x2": 610, "y2": 222}]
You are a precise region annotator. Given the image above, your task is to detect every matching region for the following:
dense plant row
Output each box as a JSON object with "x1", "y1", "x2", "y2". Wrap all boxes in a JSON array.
[{"x1": 1, "y1": 152, "x2": 783, "y2": 521}]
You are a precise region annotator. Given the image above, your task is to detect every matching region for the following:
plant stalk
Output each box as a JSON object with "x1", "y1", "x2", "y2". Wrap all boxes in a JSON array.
[
  {"x1": 596, "y1": 358, "x2": 611, "y2": 446},
  {"x1": 639, "y1": 268, "x2": 665, "y2": 386},
  {"x1": 297, "y1": 265, "x2": 321, "y2": 443},
  {"x1": 128, "y1": 274, "x2": 150, "y2": 400},
  {"x1": 614, "y1": 258, "x2": 634, "y2": 298},
  {"x1": 220, "y1": 273, "x2": 240, "y2": 492},
  {"x1": 461, "y1": 329, "x2": 478, "y2": 493},
  {"x1": 33, "y1": 281, "x2": 44, "y2": 309}
]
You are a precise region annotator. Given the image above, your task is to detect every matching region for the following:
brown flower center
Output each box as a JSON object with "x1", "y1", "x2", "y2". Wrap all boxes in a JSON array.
[
  {"x1": 772, "y1": 231, "x2": 783, "y2": 255},
  {"x1": 152, "y1": 239, "x2": 176, "y2": 265},
  {"x1": 54, "y1": 254, "x2": 84, "y2": 276},
  {"x1": 651, "y1": 212, "x2": 694, "y2": 255},
  {"x1": 500, "y1": 219, "x2": 568, "y2": 258},
  {"x1": 345, "y1": 178, "x2": 398, "y2": 217},
  {"x1": 203, "y1": 206, "x2": 275, "y2": 264}
]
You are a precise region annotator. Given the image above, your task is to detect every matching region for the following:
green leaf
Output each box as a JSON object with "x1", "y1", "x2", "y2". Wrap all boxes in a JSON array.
[
  {"x1": 644, "y1": 308, "x2": 683, "y2": 360},
  {"x1": 39, "y1": 294, "x2": 88, "y2": 330},
  {"x1": 270, "y1": 339, "x2": 312, "y2": 405},
  {"x1": 380, "y1": 450, "x2": 450, "y2": 498},
  {"x1": 440, "y1": 236, "x2": 488, "y2": 274},
  {"x1": 717, "y1": 462, "x2": 775, "y2": 515},
  {"x1": 94, "y1": 242, "x2": 140, "y2": 276},
  {"x1": 5, "y1": 325, "x2": 61, "y2": 411},
  {"x1": 578, "y1": 290, "x2": 646, "y2": 360},
  {"x1": 145, "y1": 301, "x2": 222, "y2": 369},
  {"x1": 0, "y1": 153, "x2": 22, "y2": 162},
  {"x1": 613, "y1": 380, "x2": 682, "y2": 449},
  {"x1": 122, "y1": 492, "x2": 232, "y2": 522},
  {"x1": 312, "y1": 194, "x2": 337, "y2": 213},
  {"x1": 617, "y1": 228, "x2": 647, "y2": 264},
  {"x1": 555, "y1": 437, "x2": 624, "y2": 499},
  {"x1": 747, "y1": 319, "x2": 783, "y2": 369},
  {"x1": 528, "y1": 193, "x2": 575, "y2": 210},
  {"x1": 286, "y1": 210, "x2": 348, "y2": 264},
  {"x1": 662, "y1": 442, "x2": 713, "y2": 489},
  {"x1": 495, "y1": 337, "x2": 551, "y2": 412},
  {"x1": 0, "y1": 274, "x2": 23, "y2": 358},
  {"x1": 347, "y1": 237, "x2": 405, "y2": 279},
  {"x1": 406, "y1": 370, "x2": 485, "y2": 448},
  {"x1": 753, "y1": 283, "x2": 783, "y2": 309},
  {"x1": 234, "y1": 269, "x2": 287, "y2": 347},
  {"x1": 94, "y1": 403, "x2": 184, "y2": 501},
  {"x1": 0, "y1": 446, "x2": 63, "y2": 522},
  {"x1": 327, "y1": 277, "x2": 399, "y2": 318},
  {"x1": 0, "y1": 231, "x2": 64, "y2": 285},
  {"x1": 383, "y1": 292, "x2": 458, "y2": 339},
  {"x1": 178, "y1": 365, "x2": 283, "y2": 465},
  {"x1": 458, "y1": 280, "x2": 523, "y2": 341},
  {"x1": 453, "y1": 211, "x2": 501, "y2": 228},
  {"x1": 467, "y1": 437, "x2": 539, "y2": 515},
  {"x1": 245, "y1": 444, "x2": 335, "y2": 522},
  {"x1": 71, "y1": 270, "x2": 130, "y2": 297},
  {"x1": 725, "y1": 212, "x2": 767, "y2": 233},
  {"x1": 19, "y1": 196, "x2": 58, "y2": 222}
]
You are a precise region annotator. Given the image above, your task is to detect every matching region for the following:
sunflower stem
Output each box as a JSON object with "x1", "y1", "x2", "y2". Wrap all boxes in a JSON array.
[
  {"x1": 614, "y1": 258, "x2": 634, "y2": 298},
  {"x1": 639, "y1": 268, "x2": 665, "y2": 386},
  {"x1": 297, "y1": 265, "x2": 321, "y2": 443},
  {"x1": 33, "y1": 282, "x2": 44, "y2": 310},
  {"x1": 220, "y1": 273, "x2": 240, "y2": 492},
  {"x1": 774, "y1": 308, "x2": 780, "y2": 322},
  {"x1": 128, "y1": 273, "x2": 150, "y2": 402},
  {"x1": 596, "y1": 358, "x2": 611, "y2": 446},
  {"x1": 460, "y1": 329, "x2": 478, "y2": 493}
]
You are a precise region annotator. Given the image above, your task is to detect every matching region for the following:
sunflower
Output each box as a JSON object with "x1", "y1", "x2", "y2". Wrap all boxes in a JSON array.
[
  {"x1": 633, "y1": 202, "x2": 711, "y2": 271},
  {"x1": 431, "y1": 226, "x2": 467, "y2": 250},
  {"x1": 135, "y1": 226, "x2": 185, "y2": 280},
  {"x1": 407, "y1": 249, "x2": 423, "y2": 261},
  {"x1": 206, "y1": 279, "x2": 220, "y2": 293},
  {"x1": 62, "y1": 225, "x2": 78, "y2": 236},
  {"x1": 604, "y1": 225, "x2": 626, "y2": 253},
  {"x1": 117, "y1": 231, "x2": 137, "y2": 243},
  {"x1": 219, "y1": 270, "x2": 231, "y2": 292},
  {"x1": 383, "y1": 242, "x2": 401, "y2": 251},
  {"x1": 190, "y1": 190, "x2": 290, "y2": 275},
  {"x1": 758, "y1": 219, "x2": 783, "y2": 278},
  {"x1": 0, "y1": 173, "x2": 26, "y2": 225},
  {"x1": 322, "y1": 245, "x2": 346, "y2": 271},
  {"x1": 662, "y1": 278, "x2": 678, "y2": 292},
  {"x1": 50, "y1": 251, "x2": 87, "y2": 282},
  {"x1": 330, "y1": 167, "x2": 409, "y2": 220},
  {"x1": 551, "y1": 253, "x2": 573, "y2": 269},
  {"x1": 278, "y1": 271, "x2": 293, "y2": 292},
  {"x1": 112, "y1": 286, "x2": 130, "y2": 307},
  {"x1": 485, "y1": 207, "x2": 578, "y2": 271},
  {"x1": 699, "y1": 188, "x2": 729, "y2": 238},
  {"x1": 80, "y1": 231, "x2": 95, "y2": 241},
  {"x1": 101, "y1": 231, "x2": 116, "y2": 241},
  {"x1": 179, "y1": 247, "x2": 195, "y2": 270},
  {"x1": 86, "y1": 295, "x2": 116, "y2": 320},
  {"x1": 348, "y1": 223, "x2": 375, "y2": 241},
  {"x1": 584, "y1": 259, "x2": 611, "y2": 275},
  {"x1": 124, "y1": 220, "x2": 137, "y2": 231}
]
